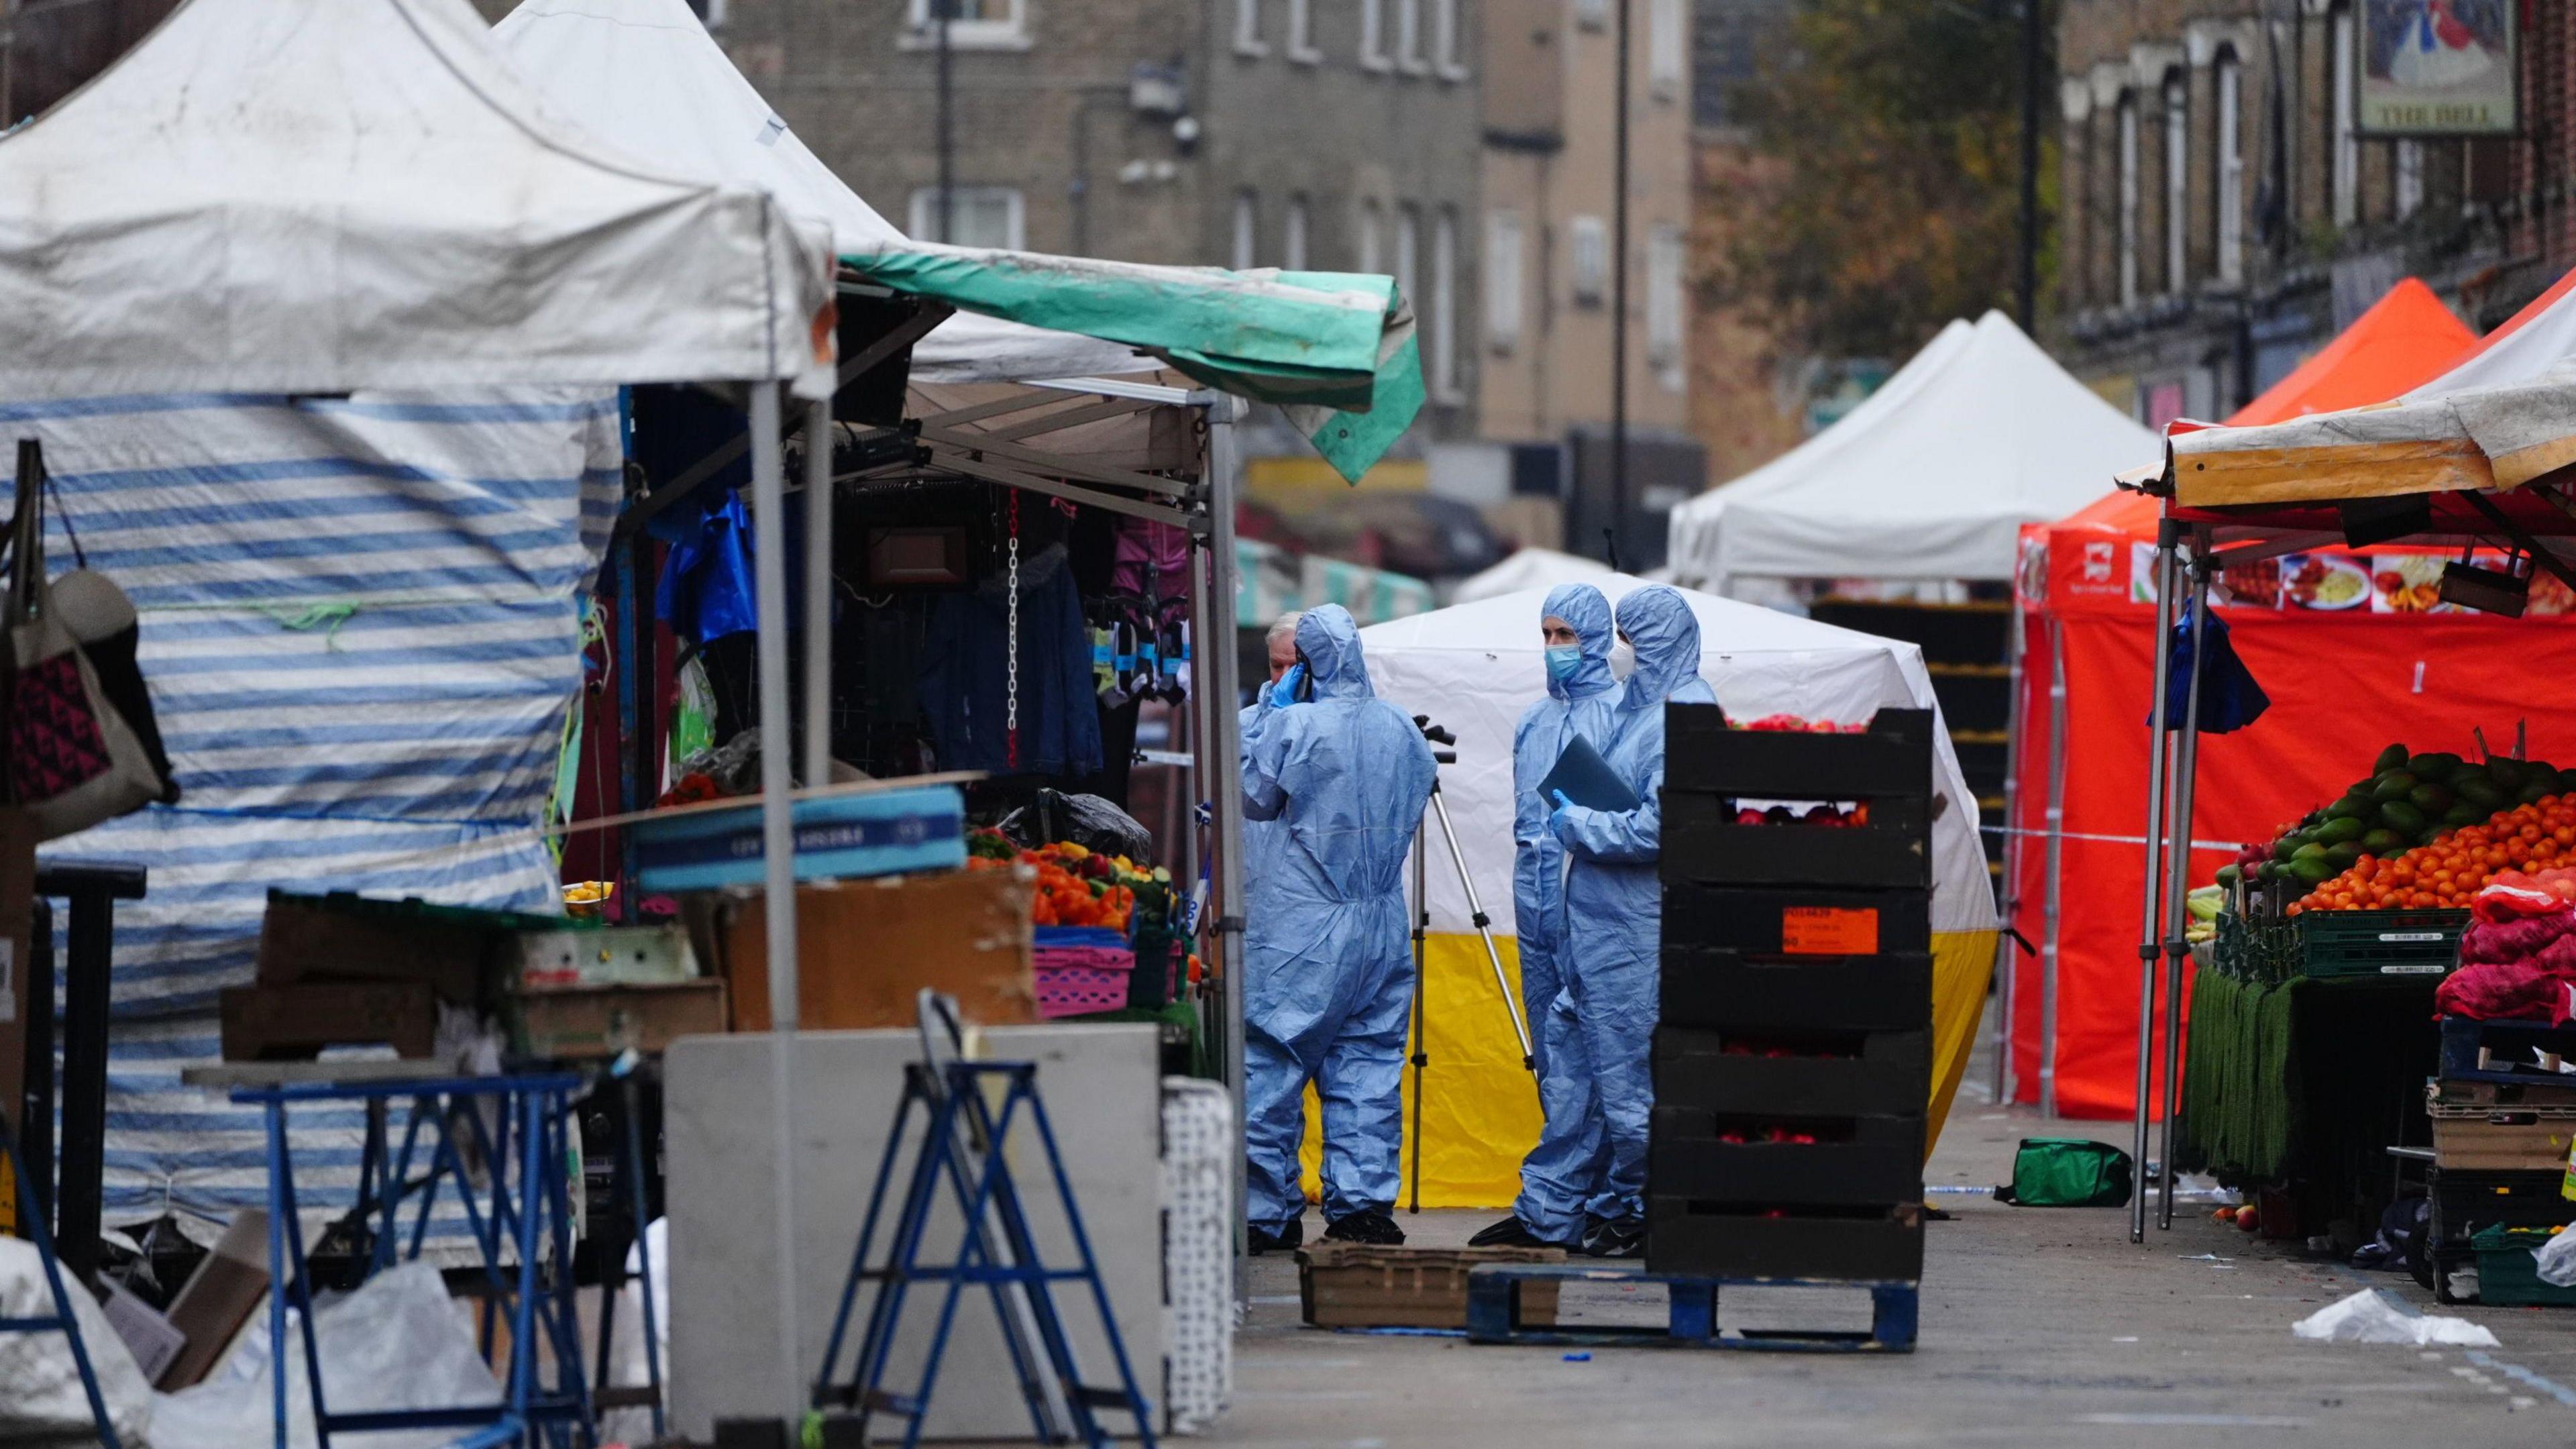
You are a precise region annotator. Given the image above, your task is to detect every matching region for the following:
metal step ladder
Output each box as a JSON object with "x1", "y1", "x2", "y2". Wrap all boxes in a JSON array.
[
  {"x1": 0, "y1": 1108, "x2": 123, "y2": 1449},
  {"x1": 810, "y1": 999, "x2": 1156, "y2": 1449}
]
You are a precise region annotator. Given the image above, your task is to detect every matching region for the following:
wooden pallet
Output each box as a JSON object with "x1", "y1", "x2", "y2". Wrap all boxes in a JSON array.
[{"x1": 1462, "y1": 1263, "x2": 1917, "y2": 1354}]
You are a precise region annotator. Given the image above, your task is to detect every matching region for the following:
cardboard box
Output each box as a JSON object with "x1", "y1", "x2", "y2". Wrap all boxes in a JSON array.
[
  {"x1": 1295, "y1": 1243, "x2": 1564, "y2": 1330},
  {"x1": 723, "y1": 869, "x2": 1038, "y2": 1031},
  {"x1": 509, "y1": 979, "x2": 729, "y2": 1060},
  {"x1": 219, "y1": 980, "x2": 439, "y2": 1060},
  {"x1": 256, "y1": 891, "x2": 521, "y2": 1006},
  {"x1": 2428, "y1": 1110, "x2": 2576, "y2": 1172},
  {"x1": 511, "y1": 924, "x2": 697, "y2": 991},
  {"x1": 101, "y1": 1279, "x2": 186, "y2": 1384},
  {"x1": 161, "y1": 1209, "x2": 270, "y2": 1389}
]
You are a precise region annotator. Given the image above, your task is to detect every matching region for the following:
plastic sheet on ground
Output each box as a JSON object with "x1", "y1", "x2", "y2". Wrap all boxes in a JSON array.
[
  {"x1": 0, "y1": 1237, "x2": 156, "y2": 1444},
  {"x1": 153, "y1": 1261, "x2": 502, "y2": 1449},
  {"x1": 2292, "y1": 1287, "x2": 2499, "y2": 1348}
]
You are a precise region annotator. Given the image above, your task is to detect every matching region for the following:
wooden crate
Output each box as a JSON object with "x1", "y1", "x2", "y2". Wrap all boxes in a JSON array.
[{"x1": 1297, "y1": 1242, "x2": 1565, "y2": 1329}]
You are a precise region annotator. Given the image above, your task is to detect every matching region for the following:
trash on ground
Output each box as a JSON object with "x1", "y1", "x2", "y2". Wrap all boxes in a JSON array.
[{"x1": 2292, "y1": 1288, "x2": 2499, "y2": 1348}]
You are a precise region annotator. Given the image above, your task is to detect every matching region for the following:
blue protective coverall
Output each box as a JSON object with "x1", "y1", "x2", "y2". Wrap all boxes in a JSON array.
[
  {"x1": 1520, "y1": 584, "x2": 1717, "y2": 1237},
  {"x1": 1239, "y1": 605, "x2": 1438, "y2": 1232},
  {"x1": 1509, "y1": 586, "x2": 1622, "y2": 1096}
]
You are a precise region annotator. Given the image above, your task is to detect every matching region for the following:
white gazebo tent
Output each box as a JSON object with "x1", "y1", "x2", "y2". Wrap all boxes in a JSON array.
[
  {"x1": 1356, "y1": 580, "x2": 2000, "y2": 1203},
  {"x1": 0, "y1": 0, "x2": 845, "y2": 1424},
  {"x1": 1449, "y1": 546, "x2": 1617, "y2": 604},
  {"x1": 1665, "y1": 311, "x2": 2155, "y2": 592}
]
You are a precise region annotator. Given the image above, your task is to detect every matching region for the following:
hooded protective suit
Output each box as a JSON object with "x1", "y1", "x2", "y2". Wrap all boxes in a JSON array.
[
  {"x1": 1510, "y1": 586, "x2": 1621, "y2": 1087},
  {"x1": 1240, "y1": 605, "x2": 1439, "y2": 1232},
  {"x1": 1529, "y1": 584, "x2": 1717, "y2": 1234}
]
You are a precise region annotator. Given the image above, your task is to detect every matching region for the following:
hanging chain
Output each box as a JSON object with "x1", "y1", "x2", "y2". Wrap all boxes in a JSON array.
[{"x1": 1006, "y1": 489, "x2": 1022, "y2": 770}]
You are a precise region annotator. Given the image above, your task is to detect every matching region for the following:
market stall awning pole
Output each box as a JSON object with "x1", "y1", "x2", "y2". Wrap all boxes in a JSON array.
[
  {"x1": 1205, "y1": 399, "x2": 1250, "y2": 1271},
  {"x1": 1992, "y1": 600, "x2": 2029, "y2": 1106},
  {"x1": 748, "y1": 380, "x2": 805, "y2": 1413},
  {"x1": 802, "y1": 396, "x2": 834, "y2": 788},
  {"x1": 2156, "y1": 537, "x2": 2212, "y2": 1231},
  {"x1": 2039, "y1": 620, "x2": 2069, "y2": 1117},
  {"x1": 2131, "y1": 527, "x2": 2180, "y2": 1244}
]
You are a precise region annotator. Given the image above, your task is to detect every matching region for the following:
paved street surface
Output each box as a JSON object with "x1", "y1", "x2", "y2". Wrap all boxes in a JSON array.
[{"x1": 1217, "y1": 1019, "x2": 2576, "y2": 1448}]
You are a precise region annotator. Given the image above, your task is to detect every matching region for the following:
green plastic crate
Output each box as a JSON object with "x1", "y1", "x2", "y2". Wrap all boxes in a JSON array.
[
  {"x1": 2293, "y1": 908, "x2": 2467, "y2": 981},
  {"x1": 2212, "y1": 910, "x2": 2298, "y2": 983},
  {"x1": 2470, "y1": 1224, "x2": 2576, "y2": 1307}
]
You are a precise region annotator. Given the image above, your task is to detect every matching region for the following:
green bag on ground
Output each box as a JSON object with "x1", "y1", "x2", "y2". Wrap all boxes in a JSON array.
[{"x1": 1993, "y1": 1138, "x2": 2133, "y2": 1208}]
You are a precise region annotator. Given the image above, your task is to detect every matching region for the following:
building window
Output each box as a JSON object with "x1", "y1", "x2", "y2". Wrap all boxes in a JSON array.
[
  {"x1": 1360, "y1": 0, "x2": 1389, "y2": 68},
  {"x1": 2161, "y1": 71, "x2": 2186, "y2": 296},
  {"x1": 1395, "y1": 203, "x2": 1421, "y2": 303},
  {"x1": 1574, "y1": 0, "x2": 1606, "y2": 32},
  {"x1": 903, "y1": 0, "x2": 1025, "y2": 50},
  {"x1": 908, "y1": 186, "x2": 1024, "y2": 248},
  {"x1": 1358, "y1": 200, "x2": 1383, "y2": 273},
  {"x1": 1232, "y1": 190, "x2": 1258, "y2": 270},
  {"x1": 1395, "y1": 0, "x2": 1424, "y2": 70},
  {"x1": 1283, "y1": 195, "x2": 1309, "y2": 272},
  {"x1": 1287, "y1": 0, "x2": 1319, "y2": 62},
  {"x1": 2396, "y1": 138, "x2": 2424, "y2": 220},
  {"x1": 1486, "y1": 209, "x2": 1524, "y2": 352},
  {"x1": 1569, "y1": 214, "x2": 1608, "y2": 305},
  {"x1": 1432, "y1": 0, "x2": 1463, "y2": 78},
  {"x1": 689, "y1": 0, "x2": 729, "y2": 27},
  {"x1": 1650, "y1": 0, "x2": 1685, "y2": 99},
  {"x1": 2214, "y1": 48, "x2": 2243, "y2": 286},
  {"x1": 1235, "y1": 0, "x2": 1265, "y2": 54},
  {"x1": 1647, "y1": 223, "x2": 1684, "y2": 390},
  {"x1": 2116, "y1": 93, "x2": 2139, "y2": 310},
  {"x1": 2330, "y1": 2, "x2": 2358, "y2": 227},
  {"x1": 1431, "y1": 207, "x2": 1460, "y2": 399}
]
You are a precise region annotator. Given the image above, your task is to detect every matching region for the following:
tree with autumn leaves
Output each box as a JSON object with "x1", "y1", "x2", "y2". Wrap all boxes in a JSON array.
[{"x1": 1707, "y1": 0, "x2": 2051, "y2": 370}]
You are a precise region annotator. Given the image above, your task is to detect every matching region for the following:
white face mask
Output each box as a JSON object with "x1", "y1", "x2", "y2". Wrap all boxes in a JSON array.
[{"x1": 1610, "y1": 641, "x2": 1636, "y2": 676}]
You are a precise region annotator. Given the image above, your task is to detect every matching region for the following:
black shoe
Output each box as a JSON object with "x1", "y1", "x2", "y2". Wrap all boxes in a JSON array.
[
  {"x1": 1468, "y1": 1215, "x2": 1554, "y2": 1248},
  {"x1": 1576, "y1": 1218, "x2": 1644, "y2": 1258},
  {"x1": 1322, "y1": 1210, "x2": 1407, "y2": 1246},
  {"x1": 1247, "y1": 1218, "x2": 1305, "y2": 1254}
]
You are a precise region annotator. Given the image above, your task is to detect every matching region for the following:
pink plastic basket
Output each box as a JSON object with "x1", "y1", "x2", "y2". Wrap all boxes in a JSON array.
[{"x1": 1034, "y1": 955, "x2": 1136, "y2": 1018}]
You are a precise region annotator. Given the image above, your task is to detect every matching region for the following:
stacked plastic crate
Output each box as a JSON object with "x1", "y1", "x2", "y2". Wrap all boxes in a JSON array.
[{"x1": 1650, "y1": 706, "x2": 1936, "y2": 1283}]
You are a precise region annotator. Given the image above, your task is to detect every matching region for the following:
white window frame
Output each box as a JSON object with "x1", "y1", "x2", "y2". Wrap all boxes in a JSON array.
[
  {"x1": 1647, "y1": 222, "x2": 1684, "y2": 390},
  {"x1": 1649, "y1": 0, "x2": 1685, "y2": 100},
  {"x1": 901, "y1": 0, "x2": 1028, "y2": 51},
  {"x1": 1485, "y1": 209, "x2": 1524, "y2": 353},
  {"x1": 2215, "y1": 50, "x2": 2244, "y2": 286},
  {"x1": 1360, "y1": 0, "x2": 1391, "y2": 70},
  {"x1": 907, "y1": 185, "x2": 1025, "y2": 249},
  {"x1": 2116, "y1": 95, "x2": 2139, "y2": 310},
  {"x1": 1287, "y1": 0, "x2": 1320, "y2": 62},
  {"x1": 1232, "y1": 190, "x2": 1258, "y2": 270},
  {"x1": 1574, "y1": 0, "x2": 1607, "y2": 32},
  {"x1": 1283, "y1": 196, "x2": 1309, "y2": 272},
  {"x1": 2330, "y1": 3, "x2": 2358, "y2": 227},
  {"x1": 1358, "y1": 200, "x2": 1383, "y2": 274},
  {"x1": 2162, "y1": 72, "x2": 2186, "y2": 297},
  {"x1": 1431, "y1": 208, "x2": 1460, "y2": 400},
  {"x1": 1395, "y1": 203, "x2": 1421, "y2": 304},
  {"x1": 2396, "y1": 138, "x2": 2424, "y2": 220},
  {"x1": 1569, "y1": 214, "x2": 1608, "y2": 305},
  {"x1": 1432, "y1": 0, "x2": 1464, "y2": 78},
  {"x1": 1395, "y1": 0, "x2": 1426, "y2": 72},
  {"x1": 1234, "y1": 0, "x2": 1266, "y2": 55},
  {"x1": 694, "y1": 0, "x2": 729, "y2": 28}
]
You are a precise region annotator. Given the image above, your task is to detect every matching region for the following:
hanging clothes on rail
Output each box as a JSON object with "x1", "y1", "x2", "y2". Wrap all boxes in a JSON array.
[{"x1": 918, "y1": 541, "x2": 1104, "y2": 777}]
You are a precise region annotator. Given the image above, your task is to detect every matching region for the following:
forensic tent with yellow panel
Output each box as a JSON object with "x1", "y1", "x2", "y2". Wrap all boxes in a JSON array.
[{"x1": 1292, "y1": 578, "x2": 1998, "y2": 1208}]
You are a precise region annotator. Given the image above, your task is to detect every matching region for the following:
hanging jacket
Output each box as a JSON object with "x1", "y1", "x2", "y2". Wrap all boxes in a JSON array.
[{"x1": 917, "y1": 542, "x2": 1103, "y2": 776}]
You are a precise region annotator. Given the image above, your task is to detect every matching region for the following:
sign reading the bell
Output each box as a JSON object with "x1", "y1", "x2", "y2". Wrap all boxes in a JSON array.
[{"x1": 2357, "y1": 0, "x2": 2517, "y2": 137}]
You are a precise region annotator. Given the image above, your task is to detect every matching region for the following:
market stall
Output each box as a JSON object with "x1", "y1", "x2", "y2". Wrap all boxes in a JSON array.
[
  {"x1": 2102, "y1": 270, "x2": 2576, "y2": 1248},
  {"x1": 1353, "y1": 578, "x2": 1998, "y2": 1204},
  {"x1": 2004, "y1": 278, "x2": 2485, "y2": 1122}
]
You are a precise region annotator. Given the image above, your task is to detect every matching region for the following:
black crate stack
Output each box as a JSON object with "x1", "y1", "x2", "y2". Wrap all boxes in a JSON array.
[{"x1": 1648, "y1": 705, "x2": 1936, "y2": 1282}]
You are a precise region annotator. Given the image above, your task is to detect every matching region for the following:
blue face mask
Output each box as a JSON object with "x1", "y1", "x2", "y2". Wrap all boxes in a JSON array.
[{"x1": 1544, "y1": 645, "x2": 1583, "y2": 684}]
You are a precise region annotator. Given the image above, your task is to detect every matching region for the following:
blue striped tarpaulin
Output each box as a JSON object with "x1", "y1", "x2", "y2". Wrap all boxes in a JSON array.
[{"x1": 14, "y1": 388, "x2": 619, "y2": 1235}]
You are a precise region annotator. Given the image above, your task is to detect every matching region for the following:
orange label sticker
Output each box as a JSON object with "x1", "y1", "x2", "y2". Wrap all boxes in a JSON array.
[{"x1": 1781, "y1": 906, "x2": 1878, "y2": 957}]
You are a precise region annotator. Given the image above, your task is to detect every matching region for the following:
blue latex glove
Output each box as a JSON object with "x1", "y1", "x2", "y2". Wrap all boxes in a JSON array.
[
  {"x1": 1275, "y1": 662, "x2": 1308, "y2": 705},
  {"x1": 1548, "y1": 788, "x2": 1576, "y2": 830}
]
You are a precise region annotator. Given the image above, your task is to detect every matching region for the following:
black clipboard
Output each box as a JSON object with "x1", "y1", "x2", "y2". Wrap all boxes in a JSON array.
[{"x1": 1538, "y1": 734, "x2": 1639, "y2": 813}]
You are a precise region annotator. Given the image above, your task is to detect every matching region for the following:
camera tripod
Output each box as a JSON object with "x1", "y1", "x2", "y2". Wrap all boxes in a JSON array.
[{"x1": 1406, "y1": 716, "x2": 1540, "y2": 1213}]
